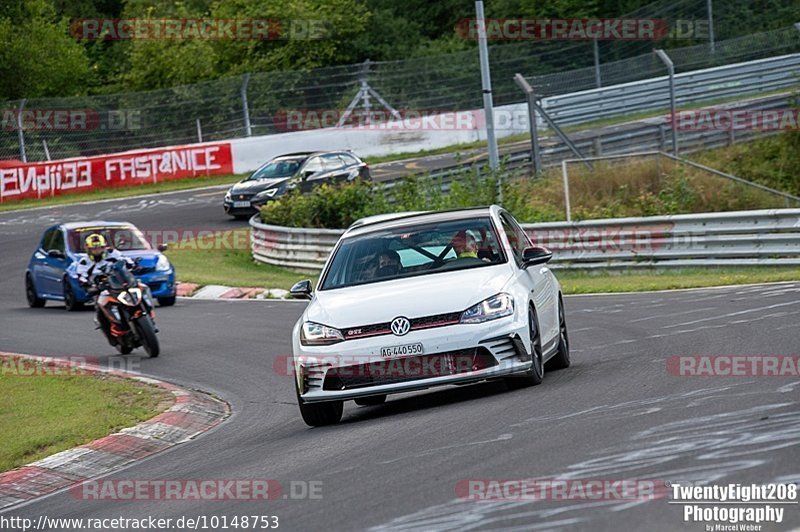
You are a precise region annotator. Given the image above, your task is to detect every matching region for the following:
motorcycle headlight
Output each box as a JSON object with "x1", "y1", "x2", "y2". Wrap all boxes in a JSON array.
[
  {"x1": 117, "y1": 287, "x2": 142, "y2": 306},
  {"x1": 300, "y1": 321, "x2": 344, "y2": 346},
  {"x1": 253, "y1": 188, "x2": 278, "y2": 201},
  {"x1": 460, "y1": 293, "x2": 514, "y2": 324},
  {"x1": 156, "y1": 255, "x2": 171, "y2": 272}
]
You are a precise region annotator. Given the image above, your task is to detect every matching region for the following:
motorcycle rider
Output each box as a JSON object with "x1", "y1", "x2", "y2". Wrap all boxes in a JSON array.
[{"x1": 77, "y1": 233, "x2": 138, "y2": 343}]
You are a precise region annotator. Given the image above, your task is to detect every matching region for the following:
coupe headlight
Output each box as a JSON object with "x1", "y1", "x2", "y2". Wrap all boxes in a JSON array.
[
  {"x1": 156, "y1": 255, "x2": 171, "y2": 272},
  {"x1": 460, "y1": 293, "x2": 514, "y2": 324},
  {"x1": 300, "y1": 321, "x2": 344, "y2": 346},
  {"x1": 253, "y1": 188, "x2": 278, "y2": 201}
]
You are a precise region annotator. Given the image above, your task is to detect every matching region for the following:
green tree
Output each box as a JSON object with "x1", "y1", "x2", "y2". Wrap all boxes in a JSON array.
[{"x1": 0, "y1": 0, "x2": 91, "y2": 99}]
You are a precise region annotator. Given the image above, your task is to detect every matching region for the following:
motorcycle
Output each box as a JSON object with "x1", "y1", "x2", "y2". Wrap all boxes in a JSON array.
[{"x1": 93, "y1": 260, "x2": 160, "y2": 357}]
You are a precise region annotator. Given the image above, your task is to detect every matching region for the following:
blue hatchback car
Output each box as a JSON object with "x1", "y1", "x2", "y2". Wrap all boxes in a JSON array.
[{"x1": 25, "y1": 221, "x2": 177, "y2": 311}]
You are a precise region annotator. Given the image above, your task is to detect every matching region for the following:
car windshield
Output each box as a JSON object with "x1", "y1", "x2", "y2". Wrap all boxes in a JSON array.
[
  {"x1": 246, "y1": 158, "x2": 304, "y2": 180},
  {"x1": 107, "y1": 261, "x2": 137, "y2": 291},
  {"x1": 320, "y1": 216, "x2": 506, "y2": 290},
  {"x1": 68, "y1": 226, "x2": 151, "y2": 252}
]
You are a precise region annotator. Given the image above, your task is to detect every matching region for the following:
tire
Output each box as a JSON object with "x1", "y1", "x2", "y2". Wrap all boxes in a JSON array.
[
  {"x1": 546, "y1": 295, "x2": 571, "y2": 371},
  {"x1": 354, "y1": 395, "x2": 387, "y2": 406},
  {"x1": 506, "y1": 306, "x2": 544, "y2": 389},
  {"x1": 63, "y1": 279, "x2": 84, "y2": 311},
  {"x1": 116, "y1": 343, "x2": 133, "y2": 355},
  {"x1": 158, "y1": 296, "x2": 176, "y2": 307},
  {"x1": 296, "y1": 383, "x2": 343, "y2": 426},
  {"x1": 134, "y1": 316, "x2": 160, "y2": 358},
  {"x1": 25, "y1": 274, "x2": 45, "y2": 308}
]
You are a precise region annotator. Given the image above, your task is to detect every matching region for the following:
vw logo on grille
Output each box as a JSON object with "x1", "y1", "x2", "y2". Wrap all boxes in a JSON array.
[{"x1": 390, "y1": 317, "x2": 411, "y2": 336}]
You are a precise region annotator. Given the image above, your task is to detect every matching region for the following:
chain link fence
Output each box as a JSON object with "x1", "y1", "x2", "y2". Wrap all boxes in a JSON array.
[{"x1": 2, "y1": 0, "x2": 798, "y2": 163}]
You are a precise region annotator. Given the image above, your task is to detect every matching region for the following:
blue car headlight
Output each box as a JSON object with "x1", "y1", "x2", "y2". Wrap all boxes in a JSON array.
[
  {"x1": 156, "y1": 255, "x2": 171, "y2": 272},
  {"x1": 460, "y1": 293, "x2": 514, "y2": 324}
]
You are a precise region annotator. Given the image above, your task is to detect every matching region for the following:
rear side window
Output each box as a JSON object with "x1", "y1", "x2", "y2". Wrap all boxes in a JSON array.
[
  {"x1": 322, "y1": 153, "x2": 346, "y2": 170},
  {"x1": 338, "y1": 153, "x2": 359, "y2": 166}
]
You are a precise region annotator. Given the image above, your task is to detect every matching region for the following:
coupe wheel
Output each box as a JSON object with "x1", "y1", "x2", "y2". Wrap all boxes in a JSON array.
[
  {"x1": 547, "y1": 295, "x2": 570, "y2": 370},
  {"x1": 506, "y1": 306, "x2": 544, "y2": 388},
  {"x1": 158, "y1": 296, "x2": 176, "y2": 307},
  {"x1": 25, "y1": 274, "x2": 45, "y2": 308},
  {"x1": 63, "y1": 279, "x2": 83, "y2": 311}
]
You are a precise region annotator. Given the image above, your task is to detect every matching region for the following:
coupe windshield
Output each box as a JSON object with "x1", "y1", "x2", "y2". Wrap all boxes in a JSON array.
[
  {"x1": 68, "y1": 226, "x2": 151, "y2": 252},
  {"x1": 247, "y1": 158, "x2": 304, "y2": 180},
  {"x1": 320, "y1": 216, "x2": 506, "y2": 290}
]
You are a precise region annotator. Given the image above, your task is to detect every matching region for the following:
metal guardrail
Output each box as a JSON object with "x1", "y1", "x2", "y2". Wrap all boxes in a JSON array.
[
  {"x1": 539, "y1": 54, "x2": 800, "y2": 126},
  {"x1": 250, "y1": 209, "x2": 800, "y2": 272}
]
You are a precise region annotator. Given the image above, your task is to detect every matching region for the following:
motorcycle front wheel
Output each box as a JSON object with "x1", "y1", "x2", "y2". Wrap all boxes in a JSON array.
[{"x1": 134, "y1": 315, "x2": 160, "y2": 358}]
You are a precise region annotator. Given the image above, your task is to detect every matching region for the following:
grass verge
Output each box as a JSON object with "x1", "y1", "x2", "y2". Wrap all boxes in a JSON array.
[
  {"x1": 165, "y1": 230, "x2": 318, "y2": 290},
  {"x1": 166, "y1": 231, "x2": 799, "y2": 295},
  {"x1": 0, "y1": 173, "x2": 243, "y2": 213},
  {"x1": 558, "y1": 267, "x2": 800, "y2": 295},
  {"x1": 0, "y1": 358, "x2": 172, "y2": 472}
]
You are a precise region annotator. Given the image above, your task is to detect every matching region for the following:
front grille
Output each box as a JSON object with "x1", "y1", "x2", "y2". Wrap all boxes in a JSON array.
[
  {"x1": 236, "y1": 194, "x2": 253, "y2": 200},
  {"x1": 322, "y1": 348, "x2": 497, "y2": 390},
  {"x1": 343, "y1": 311, "x2": 463, "y2": 340}
]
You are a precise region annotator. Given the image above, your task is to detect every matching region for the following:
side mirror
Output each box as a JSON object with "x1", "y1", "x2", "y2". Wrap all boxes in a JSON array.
[
  {"x1": 289, "y1": 279, "x2": 313, "y2": 300},
  {"x1": 157, "y1": 244, "x2": 169, "y2": 252},
  {"x1": 47, "y1": 249, "x2": 66, "y2": 260},
  {"x1": 521, "y1": 246, "x2": 553, "y2": 268}
]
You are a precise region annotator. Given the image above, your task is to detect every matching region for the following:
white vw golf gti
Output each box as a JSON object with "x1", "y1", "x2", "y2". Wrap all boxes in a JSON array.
[{"x1": 289, "y1": 206, "x2": 570, "y2": 426}]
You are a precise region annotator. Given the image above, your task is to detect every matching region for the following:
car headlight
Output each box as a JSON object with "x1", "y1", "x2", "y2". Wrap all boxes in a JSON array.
[
  {"x1": 224, "y1": 190, "x2": 231, "y2": 201},
  {"x1": 156, "y1": 255, "x2": 171, "y2": 272},
  {"x1": 460, "y1": 293, "x2": 514, "y2": 324},
  {"x1": 253, "y1": 188, "x2": 278, "y2": 201},
  {"x1": 300, "y1": 321, "x2": 344, "y2": 346}
]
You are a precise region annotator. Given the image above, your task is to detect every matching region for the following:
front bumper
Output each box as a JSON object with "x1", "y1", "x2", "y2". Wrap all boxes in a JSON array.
[
  {"x1": 70, "y1": 270, "x2": 175, "y2": 302},
  {"x1": 294, "y1": 317, "x2": 531, "y2": 403}
]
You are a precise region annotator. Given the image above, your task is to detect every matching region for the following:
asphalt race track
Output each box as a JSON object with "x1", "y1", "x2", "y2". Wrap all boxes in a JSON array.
[{"x1": 1, "y1": 196, "x2": 799, "y2": 531}]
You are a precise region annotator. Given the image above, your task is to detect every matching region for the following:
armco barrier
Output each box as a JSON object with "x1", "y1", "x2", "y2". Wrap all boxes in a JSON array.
[
  {"x1": 250, "y1": 209, "x2": 800, "y2": 272},
  {"x1": 539, "y1": 54, "x2": 800, "y2": 126}
]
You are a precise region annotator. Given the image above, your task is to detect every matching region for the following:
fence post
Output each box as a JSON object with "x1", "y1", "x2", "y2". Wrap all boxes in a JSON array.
[
  {"x1": 560, "y1": 160, "x2": 572, "y2": 222},
  {"x1": 592, "y1": 39, "x2": 602, "y2": 88},
  {"x1": 707, "y1": 0, "x2": 715, "y2": 54},
  {"x1": 17, "y1": 99, "x2": 27, "y2": 163},
  {"x1": 42, "y1": 140, "x2": 51, "y2": 161},
  {"x1": 241, "y1": 73, "x2": 252, "y2": 137},
  {"x1": 654, "y1": 49, "x2": 678, "y2": 156},
  {"x1": 196, "y1": 118, "x2": 203, "y2": 143},
  {"x1": 476, "y1": 0, "x2": 499, "y2": 170},
  {"x1": 513, "y1": 74, "x2": 541, "y2": 175}
]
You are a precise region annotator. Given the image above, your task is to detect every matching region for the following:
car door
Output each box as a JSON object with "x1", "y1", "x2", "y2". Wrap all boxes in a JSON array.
[
  {"x1": 499, "y1": 212, "x2": 559, "y2": 350},
  {"x1": 39, "y1": 227, "x2": 69, "y2": 296}
]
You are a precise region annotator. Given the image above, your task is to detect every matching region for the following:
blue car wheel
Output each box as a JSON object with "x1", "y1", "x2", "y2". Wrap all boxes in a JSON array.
[{"x1": 25, "y1": 273, "x2": 45, "y2": 308}]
